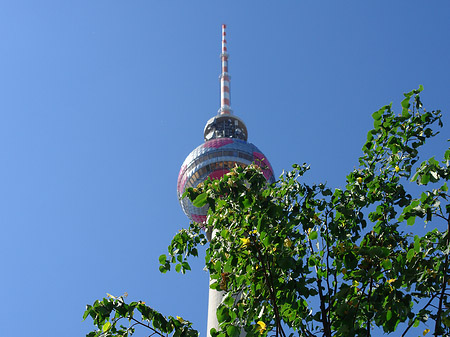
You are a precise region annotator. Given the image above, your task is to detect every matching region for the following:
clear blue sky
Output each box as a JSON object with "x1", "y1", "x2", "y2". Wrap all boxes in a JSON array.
[{"x1": 1, "y1": 1, "x2": 449, "y2": 336}]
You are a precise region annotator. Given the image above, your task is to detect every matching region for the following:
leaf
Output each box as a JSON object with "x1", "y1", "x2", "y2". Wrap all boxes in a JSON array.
[
  {"x1": 242, "y1": 197, "x2": 252, "y2": 209},
  {"x1": 83, "y1": 306, "x2": 92, "y2": 320},
  {"x1": 322, "y1": 188, "x2": 332, "y2": 196},
  {"x1": 216, "y1": 306, "x2": 230, "y2": 323},
  {"x1": 401, "y1": 97, "x2": 411, "y2": 117},
  {"x1": 414, "y1": 236, "x2": 421, "y2": 253},
  {"x1": 382, "y1": 259, "x2": 392, "y2": 270},
  {"x1": 309, "y1": 230, "x2": 318, "y2": 240},
  {"x1": 182, "y1": 262, "x2": 191, "y2": 271},
  {"x1": 344, "y1": 252, "x2": 358, "y2": 269},
  {"x1": 223, "y1": 294, "x2": 234, "y2": 307},
  {"x1": 308, "y1": 256, "x2": 317, "y2": 266},
  {"x1": 102, "y1": 321, "x2": 111, "y2": 333},
  {"x1": 421, "y1": 174, "x2": 430, "y2": 185},
  {"x1": 407, "y1": 249, "x2": 415, "y2": 261},
  {"x1": 407, "y1": 216, "x2": 416, "y2": 226},
  {"x1": 192, "y1": 193, "x2": 208, "y2": 208},
  {"x1": 372, "y1": 108, "x2": 383, "y2": 121},
  {"x1": 445, "y1": 149, "x2": 450, "y2": 161},
  {"x1": 386, "y1": 310, "x2": 392, "y2": 321},
  {"x1": 411, "y1": 170, "x2": 420, "y2": 182},
  {"x1": 159, "y1": 254, "x2": 167, "y2": 264},
  {"x1": 227, "y1": 325, "x2": 240, "y2": 337}
]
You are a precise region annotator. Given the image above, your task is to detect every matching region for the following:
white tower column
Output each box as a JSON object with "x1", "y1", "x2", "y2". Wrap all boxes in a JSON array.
[{"x1": 206, "y1": 279, "x2": 224, "y2": 336}]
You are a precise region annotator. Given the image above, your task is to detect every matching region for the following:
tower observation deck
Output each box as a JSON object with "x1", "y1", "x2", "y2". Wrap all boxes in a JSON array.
[{"x1": 177, "y1": 24, "x2": 275, "y2": 223}]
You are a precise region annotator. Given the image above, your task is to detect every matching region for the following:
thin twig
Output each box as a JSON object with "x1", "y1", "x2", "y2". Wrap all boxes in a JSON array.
[
  {"x1": 308, "y1": 239, "x2": 331, "y2": 337},
  {"x1": 401, "y1": 293, "x2": 438, "y2": 337},
  {"x1": 129, "y1": 316, "x2": 165, "y2": 337},
  {"x1": 433, "y1": 216, "x2": 449, "y2": 335},
  {"x1": 255, "y1": 243, "x2": 286, "y2": 337}
]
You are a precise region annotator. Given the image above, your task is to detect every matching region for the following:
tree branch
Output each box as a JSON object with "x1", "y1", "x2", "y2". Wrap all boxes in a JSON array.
[
  {"x1": 433, "y1": 216, "x2": 449, "y2": 336},
  {"x1": 308, "y1": 239, "x2": 332, "y2": 337},
  {"x1": 129, "y1": 316, "x2": 166, "y2": 337},
  {"x1": 366, "y1": 278, "x2": 374, "y2": 337},
  {"x1": 401, "y1": 293, "x2": 438, "y2": 337},
  {"x1": 255, "y1": 243, "x2": 286, "y2": 337}
]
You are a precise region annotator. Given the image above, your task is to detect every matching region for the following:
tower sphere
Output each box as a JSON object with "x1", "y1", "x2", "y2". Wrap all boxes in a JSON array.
[{"x1": 177, "y1": 25, "x2": 275, "y2": 223}]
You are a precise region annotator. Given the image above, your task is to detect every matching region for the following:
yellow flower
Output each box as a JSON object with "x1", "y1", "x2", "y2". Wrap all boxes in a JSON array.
[
  {"x1": 284, "y1": 238, "x2": 292, "y2": 248},
  {"x1": 250, "y1": 230, "x2": 258, "y2": 235},
  {"x1": 387, "y1": 278, "x2": 396, "y2": 291},
  {"x1": 256, "y1": 321, "x2": 267, "y2": 334},
  {"x1": 423, "y1": 328, "x2": 430, "y2": 335},
  {"x1": 240, "y1": 237, "x2": 251, "y2": 247},
  {"x1": 353, "y1": 280, "x2": 359, "y2": 288},
  {"x1": 395, "y1": 166, "x2": 400, "y2": 173},
  {"x1": 357, "y1": 177, "x2": 363, "y2": 184},
  {"x1": 177, "y1": 316, "x2": 184, "y2": 323}
]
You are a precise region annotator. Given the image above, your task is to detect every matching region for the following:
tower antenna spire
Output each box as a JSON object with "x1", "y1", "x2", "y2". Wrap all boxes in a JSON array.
[{"x1": 219, "y1": 24, "x2": 232, "y2": 115}]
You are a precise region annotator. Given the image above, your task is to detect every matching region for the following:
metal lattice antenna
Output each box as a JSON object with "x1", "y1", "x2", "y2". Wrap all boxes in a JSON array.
[{"x1": 218, "y1": 24, "x2": 232, "y2": 115}]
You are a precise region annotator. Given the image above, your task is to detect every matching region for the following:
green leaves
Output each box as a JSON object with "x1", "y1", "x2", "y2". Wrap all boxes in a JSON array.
[
  {"x1": 382, "y1": 259, "x2": 392, "y2": 270},
  {"x1": 83, "y1": 294, "x2": 198, "y2": 337},
  {"x1": 308, "y1": 230, "x2": 318, "y2": 240},
  {"x1": 386, "y1": 309, "x2": 393, "y2": 321},
  {"x1": 159, "y1": 254, "x2": 167, "y2": 264},
  {"x1": 102, "y1": 321, "x2": 111, "y2": 333},
  {"x1": 407, "y1": 248, "x2": 415, "y2": 261},
  {"x1": 192, "y1": 192, "x2": 208, "y2": 207},
  {"x1": 84, "y1": 88, "x2": 450, "y2": 337},
  {"x1": 161, "y1": 222, "x2": 207, "y2": 274},
  {"x1": 226, "y1": 325, "x2": 240, "y2": 337},
  {"x1": 407, "y1": 215, "x2": 416, "y2": 226}
]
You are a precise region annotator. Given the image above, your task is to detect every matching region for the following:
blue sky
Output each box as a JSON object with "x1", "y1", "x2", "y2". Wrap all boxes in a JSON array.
[{"x1": 1, "y1": 1, "x2": 449, "y2": 336}]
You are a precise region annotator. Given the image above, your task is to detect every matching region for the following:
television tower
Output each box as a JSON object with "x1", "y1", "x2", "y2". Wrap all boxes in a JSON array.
[
  {"x1": 177, "y1": 24, "x2": 275, "y2": 223},
  {"x1": 176, "y1": 24, "x2": 275, "y2": 335}
]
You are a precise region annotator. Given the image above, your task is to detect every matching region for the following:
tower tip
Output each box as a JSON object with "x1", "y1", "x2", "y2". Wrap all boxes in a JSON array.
[{"x1": 219, "y1": 24, "x2": 231, "y2": 115}]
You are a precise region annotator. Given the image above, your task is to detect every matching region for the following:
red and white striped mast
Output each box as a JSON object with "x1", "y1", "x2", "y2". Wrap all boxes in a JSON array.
[
  {"x1": 203, "y1": 24, "x2": 248, "y2": 142},
  {"x1": 219, "y1": 24, "x2": 232, "y2": 115}
]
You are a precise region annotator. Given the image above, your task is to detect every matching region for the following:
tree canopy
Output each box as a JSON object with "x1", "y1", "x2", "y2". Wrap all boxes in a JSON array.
[{"x1": 84, "y1": 87, "x2": 450, "y2": 337}]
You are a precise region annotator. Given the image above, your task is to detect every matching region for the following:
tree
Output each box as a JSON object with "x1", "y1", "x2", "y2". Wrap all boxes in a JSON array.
[{"x1": 84, "y1": 87, "x2": 450, "y2": 337}]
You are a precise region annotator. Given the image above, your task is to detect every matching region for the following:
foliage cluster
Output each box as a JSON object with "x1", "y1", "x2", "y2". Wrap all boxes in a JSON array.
[
  {"x1": 85, "y1": 87, "x2": 449, "y2": 337},
  {"x1": 84, "y1": 294, "x2": 198, "y2": 337}
]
